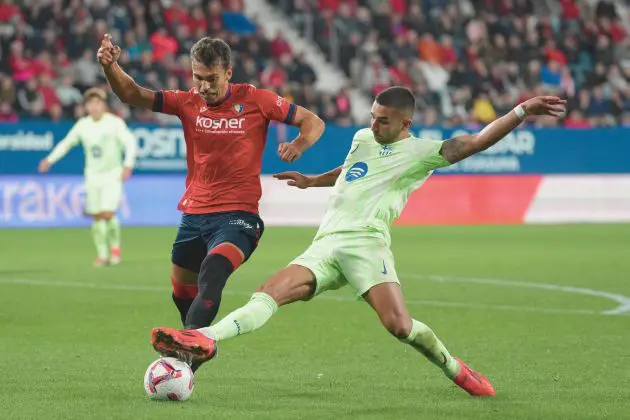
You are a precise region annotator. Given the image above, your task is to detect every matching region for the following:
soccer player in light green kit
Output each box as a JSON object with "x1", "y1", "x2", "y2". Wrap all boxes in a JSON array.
[
  {"x1": 38, "y1": 87, "x2": 137, "y2": 267},
  {"x1": 151, "y1": 87, "x2": 566, "y2": 397}
]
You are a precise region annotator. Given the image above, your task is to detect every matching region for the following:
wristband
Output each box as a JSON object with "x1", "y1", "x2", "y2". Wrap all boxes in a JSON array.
[{"x1": 513, "y1": 104, "x2": 527, "y2": 120}]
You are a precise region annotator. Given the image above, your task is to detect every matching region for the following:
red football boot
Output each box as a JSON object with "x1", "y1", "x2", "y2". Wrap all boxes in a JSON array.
[
  {"x1": 452, "y1": 357, "x2": 496, "y2": 397},
  {"x1": 151, "y1": 327, "x2": 217, "y2": 363}
]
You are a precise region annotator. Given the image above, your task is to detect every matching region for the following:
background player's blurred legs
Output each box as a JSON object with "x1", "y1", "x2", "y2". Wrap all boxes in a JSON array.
[
  {"x1": 363, "y1": 282, "x2": 461, "y2": 379},
  {"x1": 198, "y1": 264, "x2": 316, "y2": 341},
  {"x1": 98, "y1": 211, "x2": 120, "y2": 264},
  {"x1": 90, "y1": 214, "x2": 109, "y2": 267}
]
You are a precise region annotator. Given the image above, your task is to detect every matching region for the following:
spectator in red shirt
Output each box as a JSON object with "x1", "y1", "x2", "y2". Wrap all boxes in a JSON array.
[
  {"x1": 38, "y1": 73, "x2": 61, "y2": 110},
  {"x1": 544, "y1": 40, "x2": 567, "y2": 66},
  {"x1": 187, "y1": 7, "x2": 208, "y2": 34},
  {"x1": 206, "y1": 0, "x2": 224, "y2": 31},
  {"x1": 318, "y1": 0, "x2": 342, "y2": 12},
  {"x1": 560, "y1": 0, "x2": 580, "y2": 20},
  {"x1": 8, "y1": 41, "x2": 35, "y2": 82},
  {"x1": 150, "y1": 28, "x2": 179, "y2": 62},
  {"x1": 260, "y1": 58, "x2": 287, "y2": 89},
  {"x1": 33, "y1": 51, "x2": 57, "y2": 79},
  {"x1": 390, "y1": 0, "x2": 406, "y2": 15},
  {"x1": 564, "y1": 109, "x2": 591, "y2": 128},
  {"x1": 441, "y1": 35, "x2": 458, "y2": 68},
  {"x1": 388, "y1": 59, "x2": 414, "y2": 87},
  {"x1": 0, "y1": 0, "x2": 21, "y2": 23},
  {"x1": 164, "y1": 0, "x2": 190, "y2": 30},
  {"x1": 0, "y1": 101, "x2": 18, "y2": 122},
  {"x1": 270, "y1": 31, "x2": 292, "y2": 60}
]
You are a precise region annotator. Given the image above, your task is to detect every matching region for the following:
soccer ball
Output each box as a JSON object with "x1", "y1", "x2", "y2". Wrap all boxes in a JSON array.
[{"x1": 143, "y1": 357, "x2": 194, "y2": 401}]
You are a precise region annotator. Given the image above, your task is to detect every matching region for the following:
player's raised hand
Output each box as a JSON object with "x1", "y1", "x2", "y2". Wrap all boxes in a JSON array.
[
  {"x1": 38, "y1": 159, "x2": 51, "y2": 173},
  {"x1": 97, "y1": 34, "x2": 121, "y2": 68},
  {"x1": 522, "y1": 96, "x2": 567, "y2": 117},
  {"x1": 278, "y1": 142, "x2": 303, "y2": 163},
  {"x1": 273, "y1": 171, "x2": 312, "y2": 189}
]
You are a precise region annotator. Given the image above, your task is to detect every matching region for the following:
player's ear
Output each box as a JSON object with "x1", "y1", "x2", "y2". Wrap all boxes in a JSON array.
[
  {"x1": 402, "y1": 117, "x2": 412, "y2": 130},
  {"x1": 226, "y1": 66, "x2": 233, "y2": 81}
]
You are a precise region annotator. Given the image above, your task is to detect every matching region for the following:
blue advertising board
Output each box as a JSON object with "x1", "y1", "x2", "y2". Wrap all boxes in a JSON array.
[
  {"x1": 0, "y1": 122, "x2": 628, "y2": 175},
  {"x1": 0, "y1": 175, "x2": 184, "y2": 228}
]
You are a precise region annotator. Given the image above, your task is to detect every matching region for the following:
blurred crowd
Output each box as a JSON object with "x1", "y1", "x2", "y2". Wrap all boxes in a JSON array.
[
  {"x1": 274, "y1": 0, "x2": 630, "y2": 128},
  {"x1": 0, "y1": 0, "x2": 350, "y2": 125},
  {"x1": 0, "y1": 0, "x2": 629, "y2": 128}
]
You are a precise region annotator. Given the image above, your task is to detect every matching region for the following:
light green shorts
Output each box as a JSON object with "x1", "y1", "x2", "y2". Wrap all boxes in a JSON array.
[
  {"x1": 290, "y1": 233, "x2": 399, "y2": 298},
  {"x1": 84, "y1": 178, "x2": 123, "y2": 214}
]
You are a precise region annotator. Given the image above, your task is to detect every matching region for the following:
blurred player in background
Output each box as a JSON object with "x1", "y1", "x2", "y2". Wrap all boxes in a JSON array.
[
  {"x1": 151, "y1": 87, "x2": 567, "y2": 396},
  {"x1": 97, "y1": 33, "x2": 325, "y2": 370},
  {"x1": 38, "y1": 87, "x2": 137, "y2": 267}
]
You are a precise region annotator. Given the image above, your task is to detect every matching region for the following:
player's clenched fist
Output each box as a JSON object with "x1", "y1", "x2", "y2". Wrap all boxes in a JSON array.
[
  {"x1": 278, "y1": 142, "x2": 303, "y2": 163},
  {"x1": 97, "y1": 33, "x2": 121, "y2": 68}
]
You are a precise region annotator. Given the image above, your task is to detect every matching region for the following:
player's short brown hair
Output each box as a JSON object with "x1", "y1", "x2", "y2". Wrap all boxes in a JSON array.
[
  {"x1": 83, "y1": 87, "x2": 107, "y2": 102},
  {"x1": 190, "y1": 37, "x2": 231, "y2": 69}
]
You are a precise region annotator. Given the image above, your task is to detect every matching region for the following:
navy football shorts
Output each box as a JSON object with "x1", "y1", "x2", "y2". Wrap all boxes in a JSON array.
[{"x1": 171, "y1": 211, "x2": 264, "y2": 272}]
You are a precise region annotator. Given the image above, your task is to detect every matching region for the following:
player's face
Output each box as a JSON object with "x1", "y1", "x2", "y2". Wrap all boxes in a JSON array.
[
  {"x1": 192, "y1": 59, "x2": 232, "y2": 104},
  {"x1": 370, "y1": 103, "x2": 411, "y2": 144},
  {"x1": 85, "y1": 97, "x2": 106, "y2": 119}
]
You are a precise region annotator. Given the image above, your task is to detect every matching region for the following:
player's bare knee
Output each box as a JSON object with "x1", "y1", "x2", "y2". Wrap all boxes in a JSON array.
[
  {"x1": 171, "y1": 264, "x2": 198, "y2": 286},
  {"x1": 382, "y1": 313, "x2": 412, "y2": 339}
]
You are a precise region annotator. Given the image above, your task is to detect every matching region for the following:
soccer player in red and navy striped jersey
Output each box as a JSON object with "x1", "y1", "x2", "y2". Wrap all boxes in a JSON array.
[{"x1": 98, "y1": 35, "x2": 324, "y2": 370}]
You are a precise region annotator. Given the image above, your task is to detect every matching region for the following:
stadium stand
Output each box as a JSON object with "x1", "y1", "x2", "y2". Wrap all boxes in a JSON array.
[
  {"x1": 270, "y1": 0, "x2": 630, "y2": 128},
  {"x1": 0, "y1": 0, "x2": 628, "y2": 127}
]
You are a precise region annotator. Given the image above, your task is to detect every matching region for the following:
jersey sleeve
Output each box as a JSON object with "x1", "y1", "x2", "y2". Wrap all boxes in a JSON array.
[
  {"x1": 343, "y1": 128, "x2": 369, "y2": 161},
  {"x1": 152, "y1": 90, "x2": 187, "y2": 116},
  {"x1": 254, "y1": 88, "x2": 297, "y2": 124},
  {"x1": 413, "y1": 139, "x2": 451, "y2": 171},
  {"x1": 46, "y1": 120, "x2": 82, "y2": 164}
]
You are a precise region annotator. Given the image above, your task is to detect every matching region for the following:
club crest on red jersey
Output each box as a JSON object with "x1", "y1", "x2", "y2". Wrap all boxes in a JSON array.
[{"x1": 233, "y1": 104, "x2": 244, "y2": 114}]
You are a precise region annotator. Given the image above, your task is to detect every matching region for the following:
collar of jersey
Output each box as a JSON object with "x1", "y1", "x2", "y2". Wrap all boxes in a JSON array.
[
  {"x1": 376, "y1": 134, "x2": 414, "y2": 147},
  {"x1": 204, "y1": 84, "x2": 233, "y2": 108}
]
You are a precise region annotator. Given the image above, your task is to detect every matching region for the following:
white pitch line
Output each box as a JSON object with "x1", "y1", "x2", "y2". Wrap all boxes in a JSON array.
[
  {"x1": 0, "y1": 277, "x2": 624, "y2": 316},
  {"x1": 410, "y1": 274, "x2": 630, "y2": 316}
]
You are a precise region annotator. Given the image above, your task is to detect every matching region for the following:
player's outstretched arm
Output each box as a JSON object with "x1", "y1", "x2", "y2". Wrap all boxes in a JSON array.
[
  {"x1": 97, "y1": 34, "x2": 156, "y2": 110},
  {"x1": 440, "y1": 96, "x2": 566, "y2": 164},
  {"x1": 38, "y1": 122, "x2": 82, "y2": 173},
  {"x1": 274, "y1": 166, "x2": 342, "y2": 189}
]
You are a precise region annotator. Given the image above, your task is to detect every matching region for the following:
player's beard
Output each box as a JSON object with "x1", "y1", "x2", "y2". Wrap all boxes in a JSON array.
[{"x1": 202, "y1": 92, "x2": 219, "y2": 104}]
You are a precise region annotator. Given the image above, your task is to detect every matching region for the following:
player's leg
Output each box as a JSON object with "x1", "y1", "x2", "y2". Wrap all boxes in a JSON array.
[
  {"x1": 151, "y1": 235, "x2": 343, "y2": 363},
  {"x1": 198, "y1": 263, "x2": 317, "y2": 340},
  {"x1": 151, "y1": 263, "x2": 317, "y2": 363},
  {"x1": 100, "y1": 180, "x2": 123, "y2": 264},
  {"x1": 335, "y1": 237, "x2": 495, "y2": 396},
  {"x1": 170, "y1": 214, "x2": 207, "y2": 325},
  {"x1": 85, "y1": 181, "x2": 109, "y2": 266},
  {"x1": 362, "y1": 282, "x2": 495, "y2": 396},
  {"x1": 183, "y1": 212, "x2": 265, "y2": 329}
]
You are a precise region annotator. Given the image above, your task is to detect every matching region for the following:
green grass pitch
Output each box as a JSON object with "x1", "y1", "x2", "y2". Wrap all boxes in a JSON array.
[{"x1": 1, "y1": 225, "x2": 629, "y2": 419}]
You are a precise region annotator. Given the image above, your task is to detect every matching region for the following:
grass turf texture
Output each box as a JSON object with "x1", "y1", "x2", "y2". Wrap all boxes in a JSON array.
[{"x1": 1, "y1": 225, "x2": 629, "y2": 419}]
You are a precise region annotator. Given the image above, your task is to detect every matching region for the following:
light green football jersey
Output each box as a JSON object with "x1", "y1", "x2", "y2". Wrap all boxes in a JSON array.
[
  {"x1": 314, "y1": 128, "x2": 451, "y2": 245},
  {"x1": 46, "y1": 113, "x2": 137, "y2": 179}
]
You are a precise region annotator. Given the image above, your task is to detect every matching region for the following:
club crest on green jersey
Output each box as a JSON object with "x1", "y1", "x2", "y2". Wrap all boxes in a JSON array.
[{"x1": 379, "y1": 145, "x2": 393, "y2": 157}]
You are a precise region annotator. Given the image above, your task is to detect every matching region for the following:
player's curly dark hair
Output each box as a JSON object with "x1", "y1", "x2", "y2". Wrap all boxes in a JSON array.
[{"x1": 190, "y1": 37, "x2": 232, "y2": 69}]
